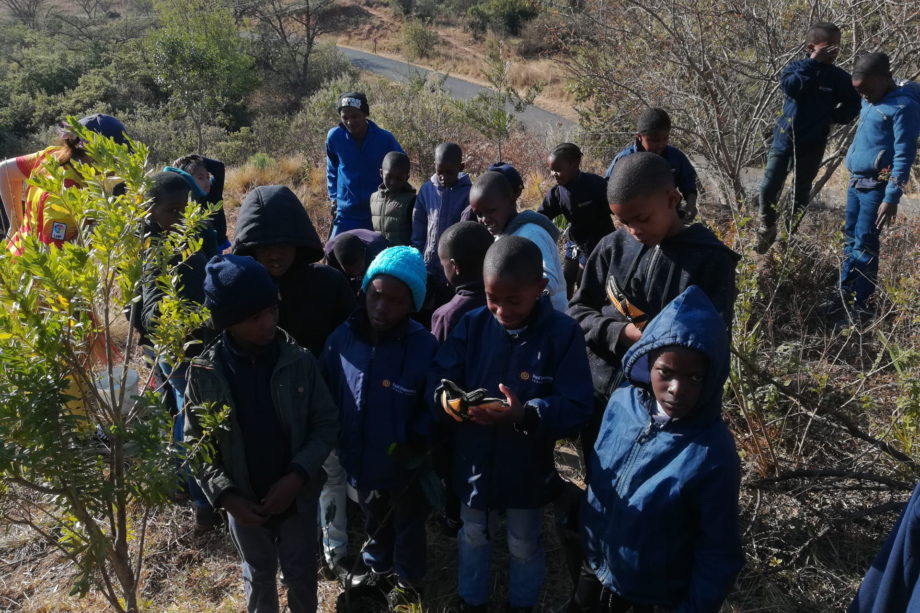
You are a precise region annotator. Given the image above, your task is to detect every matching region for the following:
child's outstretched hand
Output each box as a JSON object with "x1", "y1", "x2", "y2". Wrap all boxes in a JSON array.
[
  {"x1": 260, "y1": 472, "x2": 305, "y2": 515},
  {"x1": 468, "y1": 383, "x2": 523, "y2": 426}
]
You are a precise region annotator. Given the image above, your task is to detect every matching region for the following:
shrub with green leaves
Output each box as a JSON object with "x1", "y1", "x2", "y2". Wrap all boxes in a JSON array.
[{"x1": 0, "y1": 119, "x2": 216, "y2": 612}]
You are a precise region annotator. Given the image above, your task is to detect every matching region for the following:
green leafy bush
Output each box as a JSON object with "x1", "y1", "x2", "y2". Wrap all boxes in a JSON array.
[
  {"x1": 402, "y1": 20, "x2": 441, "y2": 60},
  {"x1": 467, "y1": 0, "x2": 538, "y2": 36}
]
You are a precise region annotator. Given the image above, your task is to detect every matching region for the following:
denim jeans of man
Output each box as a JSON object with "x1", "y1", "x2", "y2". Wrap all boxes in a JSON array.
[
  {"x1": 357, "y1": 481, "x2": 429, "y2": 586},
  {"x1": 159, "y1": 360, "x2": 210, "y2": 510},
  {"x1": 758, "y1": 143, "x2": 826, "y2": 229},
  {"x1": 458, "y1": 504, "x2": 545, "y2": 607},
  {"x1": 228, "y1": 507, "x2": 319, "y2": 613},
  {"x1": 319, "y1": 450, "x2": 348, "y2": 566},
  {"x1": 840, "y1": 184, "x2": 886, "y2": 308}
]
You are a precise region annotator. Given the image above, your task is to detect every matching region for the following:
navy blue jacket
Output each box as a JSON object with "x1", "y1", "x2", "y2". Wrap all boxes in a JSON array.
[
  {"x1": 430, "y1": 280, "x2": 486, "y2": 343},
  {"x1": 326, "y1": 121, "x2": 404, "y2": 233},
  {"x1": 429, "y1": 297, "x2": 594, "y2": 510},
  {"x1": 771, "y1": 58, "x2": 860, "y2": 152},
  {"x1": 538, "y1": 171, "x2": 613, "y2": 257},
  {"x1": 605, "y1": 144, "x2": 698, "y2": 199},
  {"x1": 582, "y1": 286, "x2": 743, "y2": 612},
  {"x1": 320, "y1": 309, "x2": 437, "y2": 491},
  {"x1": 850, "y1": 481, "x2": 920, "y2": 612}
]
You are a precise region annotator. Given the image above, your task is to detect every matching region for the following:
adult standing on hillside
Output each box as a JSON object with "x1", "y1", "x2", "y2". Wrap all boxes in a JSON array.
[
  {"x1": 0, "y1": 114, "x2": 128, "y2": 253},
  {"x1": 326, "y1": 92, "x2": 404, "y2": 238}
]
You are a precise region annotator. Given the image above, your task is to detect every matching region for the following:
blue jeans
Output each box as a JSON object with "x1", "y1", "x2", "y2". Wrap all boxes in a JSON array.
[
  {"x1": 358, "y1": 482, "x2": 429, "y2": 585},
  {"x1": 758, "y1": 144, "x2": 825, "y2": 228},
  {"x1": 458, "y1": 504, "x2": 545, "y2": 607},
  {"x1": 160, "y1": 360, "x2": 209, "y2": 510},
  {"x1": 228, "y1": 508, "x2": 319, "y2": 613},
  {"x1": 840, "y1": 184, "x2": 885, "y2": 308}
]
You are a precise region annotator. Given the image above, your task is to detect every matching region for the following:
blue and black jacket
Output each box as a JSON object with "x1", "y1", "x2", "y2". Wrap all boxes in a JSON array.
[
  {"x1": 429, "y1": 296, "x2": 594, "y2": 510},
  {"x1": 581, "y1": 286, "x2": 743, "y2": 612},
  {"x1": 770, "y1": 58, "x2": 860, "y2": 152},
  {"x1": 320, "y1": 309, "x2": 437, "y2": 491},
  {"x1": 605, "y1": 144, "x2": 698, "y2": 200},
  {"x1": 326, "y1": 121, "x2": 404, "y2": 234}
]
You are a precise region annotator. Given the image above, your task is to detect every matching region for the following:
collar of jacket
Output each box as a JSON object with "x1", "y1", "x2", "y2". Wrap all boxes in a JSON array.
[
  {"x1": 193, "y1": 329, "x2": 301, "y2": 372},
  {"x1": 455, "y1": 279, "x2": 485, "y2": 297},
  {"x1": 347, "y1": 307, "x2": 412, "y2": 344}
]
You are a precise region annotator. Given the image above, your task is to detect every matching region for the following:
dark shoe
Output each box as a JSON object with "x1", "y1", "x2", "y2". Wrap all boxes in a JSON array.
[
  {"x1": 387, "y1": 579, "x2": 423, "y2": 612},
  {"x1": 439, "y1": 513, "x2": 461, "y2": 538},
  {"x1": 835, "y1": 302, "x2": 875, "y2": 330},
  {"x1": 505, "y1": 605, "x2": 534, "y2": 613},
  {"x1": 456, "y1": 600, "x2": 487, "y2": 613},
  {"x1": 816, "y1": 295, "x2": 845, "y2": 318},
  {"x1": 194, "y1": 505, "x2": 219, "y2": 533},
  {"x1": 332, "y1": 554, "x2": 372, "y2": 589},
  {"x1": 754, "y1": 223, "x2": 777, "y2": 254}
]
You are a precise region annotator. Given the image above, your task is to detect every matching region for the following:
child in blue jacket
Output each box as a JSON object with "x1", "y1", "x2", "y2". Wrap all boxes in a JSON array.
[
  {"x1": 430, "y1": 236, "x2": 594, "y2": 612},
  {"x1": 830, "y1": 52, "x2": 920, "y2": 320},
  {"x1": 575, "y1": 285, "x2": 743, "y2": 613},
  {"x1": 756, "y1": 22, "x2": 860, "y2": 253},
  {"x1": 326, "y1": 93, "x2": 404, "y2": 237},
  {"x1": 320, "y1": 246, "x2": 437, "y2": 609}
]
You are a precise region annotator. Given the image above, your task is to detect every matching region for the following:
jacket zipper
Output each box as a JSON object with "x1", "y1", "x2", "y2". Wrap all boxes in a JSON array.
[
  {"x1": 614, "y1": 417, "x2": 658, "y2": 500},
  {"x1": 356, "y1": 345, "x2": 375, "y2": 488}
]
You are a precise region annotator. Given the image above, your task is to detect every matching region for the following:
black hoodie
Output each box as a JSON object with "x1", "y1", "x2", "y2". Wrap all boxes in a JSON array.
[
  {"x1": 568, "y1": 224, "x2": 739, "y2": 398},
  {"x1": 233, "y1": 185, "x2": 356, "y2": 357}
]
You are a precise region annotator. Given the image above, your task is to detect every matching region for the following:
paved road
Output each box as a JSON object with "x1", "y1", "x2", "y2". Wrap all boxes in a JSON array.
[{"x1": 338, "y1": 46, "x2": 575, "y2": 133}]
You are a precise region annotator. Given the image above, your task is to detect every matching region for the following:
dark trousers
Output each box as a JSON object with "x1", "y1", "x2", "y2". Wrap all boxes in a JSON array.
[
  {"x1": 758, "y1": 143, "x2": 826, "y2": 229},
  {"x1": 358, "y1": 482, "x2": 429, "y2": 585},
  {"x1": 564, "y1": 256, "x2": 584, "y2": 300},
  {"x1": 569, "y1": 565, "x2": 654, "y2": 613},
  {"x1": 227, "y1": 507, "x2": 319, "y2": 613},
  {"x1": 841, "y1": 184, "x2": 886, "y2": 308}
]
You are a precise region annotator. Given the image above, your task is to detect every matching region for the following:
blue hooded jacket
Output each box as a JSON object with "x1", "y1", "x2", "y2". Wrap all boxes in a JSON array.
[
  {"x1": 582, "y1": 286, "x2": 743, "y2": 612},
  {"x1": 849, "y1": 481, "x2": 920, "y2": 613},
  {"x1": 326, "y1": 120, "x2": 404, "y2": 234},
  {"x1": 605, "y1": 144, "x2": 698, "y2": 199},
  {"x1": 845, "y1": 80, "x2": 920, "y2": 206},
  {"x1": 770, "y1": 58, "x2": 861, "y2": 152},
  {"x1": 320, "y1": 308, "x2": 437, "y2": 491},
  {"x1": 410, "y1": 172, "x2": 473, "y2": 280},
  {"x1": 429, "y1": 296, "x2": 594, "y2": 510}
]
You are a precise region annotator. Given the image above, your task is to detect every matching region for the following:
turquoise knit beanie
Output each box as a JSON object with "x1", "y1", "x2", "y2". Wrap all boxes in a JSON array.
[{"x1": 361, "y1": 246, "x2": 427, "y2": 311}]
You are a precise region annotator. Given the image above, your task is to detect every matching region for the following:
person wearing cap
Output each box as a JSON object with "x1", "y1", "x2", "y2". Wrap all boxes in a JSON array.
[
  {"x1": 755, "y1": 22, "x2": 861, "y2": 254},
  {"x1": 1, "y1": 114, "x2": 128, "y2": 252},
  {"x1": 604, "y1": 107, "x2": 700, "y2": 221},
  {"x1": 319, "y1": 246, "x2": 437, "y2": 609},
  {"x1": 185, "y1": 254, "x2": 339, "y2": 613},
  {"x1": 325, "y1": 92, "x2": 404, "y2": 238},
  {"x1": 824, "y1": 52, "x2": 920, "y2": 322}
]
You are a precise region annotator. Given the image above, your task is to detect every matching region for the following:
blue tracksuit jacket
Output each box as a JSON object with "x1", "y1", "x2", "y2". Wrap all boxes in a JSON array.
[
  {"x1": 771, "y1": 58, "x2": 860, "y2": 152},
  {"x1": 326, "y1": 121, "x2": 404, "y2": 234},
  {"x1": 605, "y1": 144, "x2": 698, "y2": 198},
  {"x1": 845, "y1": 80, "x2": 920, "y2": 206},
  {"x1": 410, "y1": 172, "x2": 473, "y2": 279},
  {"x1": 320, "y1": 309, "x2": 437, "y2": 490},
  {"x1": 581, "y1": 286, "x2": 743, "y2": 612},
  {"x1": 429, "y1": 296, "x2": 594, "y2": 510}
]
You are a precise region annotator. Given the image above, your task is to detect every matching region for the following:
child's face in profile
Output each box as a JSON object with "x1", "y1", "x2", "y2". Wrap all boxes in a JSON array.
[
  {"x1": 149, "y1": 195, "x2": 187, "y2": 232},
  {"x1": 366, "y1": 274, "x2": 413, "y2": 333},
  {"x1": 188, "y1": 165, "x2": 211, "y2": 195},
  {"x1": 637, "y1": 130, "x2": 669, "y2": 155},
  {"x1": 853, "y1": 74, "x2": 889, "y2": 104},
  {"x1": 228, "y1": 304, "x2": 279, "y2": 349},
  {"x1": 610, "y1": 188, "x2": 682, "y2": 246},
  {"x1": 548, "y1": 154, "x2": 579, "y2": 187},
  {"x1": 650, "y1": 346, "x2": 707, "y2": 419},
  {"x1": 438, "y1": 244, "x2": 460, "y2": 286},
  {"x1": 484, "y1": 273, "x2": 547, "y2": 330},
  {"x1": 381, "y1": 162, "x2": 409, "y2": 192},
  {"x1": 435, "y1": 156, "x2": 464, "y2": 188},
  {"x1": 252, "y1": 243, "x2": 297, "y2": 278},
  {"x1": 471, "y1": 192, "x2": 515, "y2": 236}
]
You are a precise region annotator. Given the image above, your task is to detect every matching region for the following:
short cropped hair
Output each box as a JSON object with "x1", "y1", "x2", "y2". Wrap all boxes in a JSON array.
[
  {"x1": 483, "y1": 235, "x2": 543, "y2": 285},
  {"x1": 637, "y1": 108, "x2": 672, "y2": 134},
  {"x1": 382, "y1": 151, "x2": 411, "y2": 173},
  {"x1": 147, "y1": 171, "x2": 192, "y2": 207},
  {"x1": 333, "y1": 233, "x2": 366, "y2": 269},
  {"x1": 550, "y1": 142, "x2": 583, "y2": 164},
  {"x1": 807, "y1": 22, "x2": 841, "y2": 44},
  {"x1": 173, "y1": 154, "x2": 206, "y2": 173},
  {"x1": 471, "y1": 171, "x2": 514, "y2": 204},
  {"x1": 435, "y1": 142, "x2": 463, "y2": 165},
  {"x1": 607, "y1": 152, "x2": 675, "y2": 204},
  {"x1": 439, "y1": 221, "x2": 494, "y2": 278}
]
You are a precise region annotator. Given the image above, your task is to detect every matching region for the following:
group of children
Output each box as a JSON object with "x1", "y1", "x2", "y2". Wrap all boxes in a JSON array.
[{"x1": 0, "y1": 20, "x2": 916, "y2": 613}]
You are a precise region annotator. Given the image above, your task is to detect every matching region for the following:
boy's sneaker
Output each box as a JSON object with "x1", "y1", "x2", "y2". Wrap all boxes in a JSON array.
[
  {"x1": 331, "y1": 554, "x2": 372, "y2": 589},
  {"x1": 387, "y1": 579, "x2": 423, "y2": 612},
  {"x1": 194, "y1": 505, "x2": 219, "y2": 533},
  {"x1": 754, "y1": 223, "x2": 777, "y2": 254}
]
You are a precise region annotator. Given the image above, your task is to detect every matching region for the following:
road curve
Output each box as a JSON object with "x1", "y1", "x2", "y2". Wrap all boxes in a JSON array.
[{"x1": 338, "y1": 46, "x2": 576, "y2": 133}]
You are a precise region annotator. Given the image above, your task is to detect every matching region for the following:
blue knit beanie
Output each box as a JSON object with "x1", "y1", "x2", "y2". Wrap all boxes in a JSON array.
[
  {"x1": 488, "y1": 162, "x2": 524, "y2": 192},
  {"x1": 361, "y1": 246, "x2": 427, "y2": 311},
  {"x1": 204, "y1": 254, "x2": 280, "y2": 330}
]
